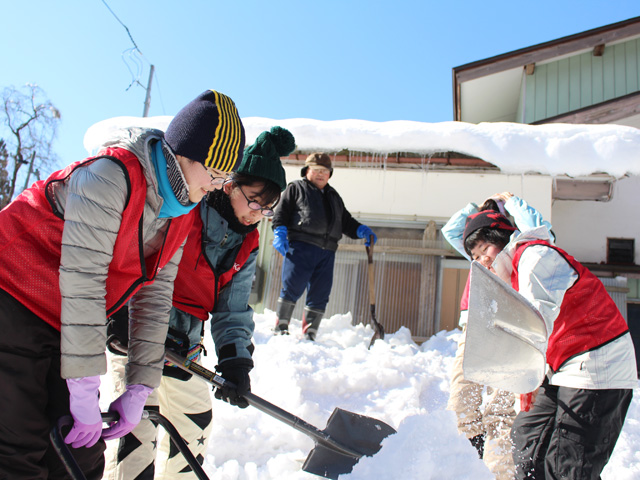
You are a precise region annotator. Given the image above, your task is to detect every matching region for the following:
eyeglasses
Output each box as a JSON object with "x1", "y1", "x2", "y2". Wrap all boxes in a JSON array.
[
  {"x1": 309, "y1": 166, "x2": 330, "y2": 175},
  {"x1": 237, "y1": 185, "x2": 275, "y2": 217},
  {"x1": 207, "y1": 168, "x2": 226, "y2": 186}
]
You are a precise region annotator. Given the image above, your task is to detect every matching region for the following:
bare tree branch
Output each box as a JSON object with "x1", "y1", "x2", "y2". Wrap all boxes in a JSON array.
[{"x1": 1, "y1": 84, "x2": 61, "y2": 208}]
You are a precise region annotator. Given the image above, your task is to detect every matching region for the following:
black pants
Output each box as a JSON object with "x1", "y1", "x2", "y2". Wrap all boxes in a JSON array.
[
  {"x1": 512, "y1": 378, "x2": 632, "y2": 480},
  {"x1": 0, "y1": 289, "x2": 105, "y2": 479}
]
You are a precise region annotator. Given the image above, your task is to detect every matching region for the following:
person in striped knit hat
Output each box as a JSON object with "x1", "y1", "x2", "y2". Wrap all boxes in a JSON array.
[{"x1": 0, "y1": 89, "x2": 244, "y2": 479}]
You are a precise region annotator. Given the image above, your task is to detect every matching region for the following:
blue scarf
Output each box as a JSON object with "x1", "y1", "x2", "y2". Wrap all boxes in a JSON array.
[{"x1": 151, "y1": 140, "x2": 198, "y2": 218}]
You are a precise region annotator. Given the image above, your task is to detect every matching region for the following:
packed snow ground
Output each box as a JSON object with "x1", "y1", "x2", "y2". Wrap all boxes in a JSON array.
[{"x1": 153, "y1": 311, "x2": 640, "y2": 480}]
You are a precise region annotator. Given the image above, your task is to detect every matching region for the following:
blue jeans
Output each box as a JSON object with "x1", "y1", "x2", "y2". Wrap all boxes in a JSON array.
[{"x1": 280, "y1": 241, "x2": 335, "y2": 311}]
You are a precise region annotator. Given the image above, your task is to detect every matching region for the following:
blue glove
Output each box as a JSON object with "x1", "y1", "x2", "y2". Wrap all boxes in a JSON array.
[
  {"x1": 273, "y1": 226, "x2": 289, "y2": 256},
  {"x1": 357, "y1": 225, "x2": 377, "y2": 247}
]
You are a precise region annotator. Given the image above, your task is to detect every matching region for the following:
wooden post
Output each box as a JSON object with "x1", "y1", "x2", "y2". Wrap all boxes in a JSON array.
[{"x1": 418, "y1": 221, "x2": 438, "y2": 338}]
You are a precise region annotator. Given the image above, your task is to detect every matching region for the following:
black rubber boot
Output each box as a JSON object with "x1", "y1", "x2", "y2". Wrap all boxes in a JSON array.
[
  {"x1": 469, "y1": 433, "x2": 485, "y2": 459},
  {"x1": 275, "y1": 298, "x2": 295, "y2": 335},
  {"x1": 302, "y1": 307, "x2": 324, "y2": 341}
]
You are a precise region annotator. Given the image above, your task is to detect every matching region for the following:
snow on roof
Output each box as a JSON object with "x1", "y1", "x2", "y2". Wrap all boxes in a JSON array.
[{"x1": 84, "y1": 116, "x2": 640, "y2": 177}]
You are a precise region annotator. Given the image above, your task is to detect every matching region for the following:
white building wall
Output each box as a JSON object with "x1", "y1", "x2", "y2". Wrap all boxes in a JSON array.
[
  {"x1": 283, "y1": 165, "x2": 553, "y2": 226},
  {"x1": 552, "y1": 175, "x2": 640, "y2": 264},
  {"x1": 283, "y1": 166, "x2": 640, "y2": 265}
]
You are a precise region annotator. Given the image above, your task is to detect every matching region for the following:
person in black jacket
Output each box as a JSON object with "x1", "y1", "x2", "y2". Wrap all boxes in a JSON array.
[{"x1": 271, "y1": 152, "x2": 377, "y2": 340}]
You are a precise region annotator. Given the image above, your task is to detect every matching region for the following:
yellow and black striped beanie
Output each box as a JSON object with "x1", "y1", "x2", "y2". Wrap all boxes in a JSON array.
[{"x1": 165, "y1": 90, "x2": 245, "y2": 172}]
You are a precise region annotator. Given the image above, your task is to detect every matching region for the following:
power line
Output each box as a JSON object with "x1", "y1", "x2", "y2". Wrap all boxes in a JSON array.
[
  {"x1": 101, "y1": 0, "x2": 163, "y2": 116},
  {"x1": 101, "y1": 0, "x2": 143, "y2": 55}
]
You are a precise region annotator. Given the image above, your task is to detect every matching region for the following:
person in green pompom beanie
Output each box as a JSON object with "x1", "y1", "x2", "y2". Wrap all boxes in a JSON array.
[
  {"x1": 237, "y1": 126, "x2": 293, "y2": 192},
  {"x1": 105, "y1": 127, "x2": 295, "y2": 478}
]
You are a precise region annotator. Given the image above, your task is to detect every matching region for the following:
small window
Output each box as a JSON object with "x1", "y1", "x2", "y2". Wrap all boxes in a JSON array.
[{"x1": 607, "y1": 238, "x2": 635, "y2": 265}]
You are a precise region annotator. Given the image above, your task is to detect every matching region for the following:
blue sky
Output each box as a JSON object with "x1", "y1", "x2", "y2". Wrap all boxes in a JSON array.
[{"x1": 2, "y1": 1, "x2": 639, "y2": 169}]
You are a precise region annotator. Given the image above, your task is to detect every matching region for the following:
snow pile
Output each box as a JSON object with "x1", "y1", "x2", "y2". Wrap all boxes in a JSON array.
[
  {"x1": 84, "y1": 117, "x2": 640, "y2": 178},
  {"x1": 183, "y1": 311, "x2": 638, "y2": 480}
]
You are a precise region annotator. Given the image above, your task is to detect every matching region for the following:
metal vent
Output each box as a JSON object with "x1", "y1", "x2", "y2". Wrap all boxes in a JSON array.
[{"x1": 607, "y1": 238, "x2": 635, "y2": 265}]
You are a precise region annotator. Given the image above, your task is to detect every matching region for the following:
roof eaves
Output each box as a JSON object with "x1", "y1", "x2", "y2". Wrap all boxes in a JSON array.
[{"x1": 452, "y1": 17, "x2": 640, "y2": 120}]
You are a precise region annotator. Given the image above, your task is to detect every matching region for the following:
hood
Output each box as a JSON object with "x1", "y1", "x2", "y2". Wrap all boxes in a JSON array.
[
  {"x1": 98, "y1": 127, "x2": 165, "y2": 214},
  {"x1": 492, "y1": 225, "x2": 554, "y2": 283}
]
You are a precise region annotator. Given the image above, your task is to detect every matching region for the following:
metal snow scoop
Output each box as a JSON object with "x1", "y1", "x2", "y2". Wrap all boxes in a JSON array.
[
  {"x1": 109, "y1": 339, "x2": 396, "y2": 479},
  {"x1": 463, "y1": 261, "x2": 548, "y2": 394},
  {"x1": 366, "y1": 236, "x2": 385, "y2": 348},
  {"x1": 50, "y1": 410, "x2": 209, "y2": 480}
]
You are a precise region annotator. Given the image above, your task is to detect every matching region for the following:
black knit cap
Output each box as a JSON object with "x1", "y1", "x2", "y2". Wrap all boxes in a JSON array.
[
  {"x1": 463, "y1": 210, "x2": 517, "y2": 245},
  {"x1": 301, "y1": 153, "x2": 333, "y2": 178},
  {"x1": 237, "y1": 126, "x2": 295, "y2": 191},
  {"x1": 164, "y1": 90, "x2": 245, "y2": 172}
]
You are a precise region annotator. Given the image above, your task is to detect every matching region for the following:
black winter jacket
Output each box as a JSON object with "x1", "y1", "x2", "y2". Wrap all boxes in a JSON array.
[{"x1": 272, "y1": 179, "x2": 361, "y2": 251}]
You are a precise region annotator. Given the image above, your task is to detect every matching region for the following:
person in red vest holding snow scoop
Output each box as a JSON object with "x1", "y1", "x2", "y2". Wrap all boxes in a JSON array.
[
  {"x1": 460, "y1": 207, "x2": 636, "y2": 480},
  {"x1": 443, "y1": 192, "x2": 553, "y2": 480},
  {"x1": 105, "y1": 127, "x2": 294, "y2": 479},
  {"x1": 0, "y1": 89, "x2": 244, "y2": 479}
]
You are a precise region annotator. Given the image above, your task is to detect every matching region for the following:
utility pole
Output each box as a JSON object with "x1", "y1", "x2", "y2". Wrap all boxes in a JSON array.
[
  {"x1": 142, "y1": 64, "x2": 154, "y2": 117},
  {"x1": 22, "y1": 151, "x2": 37, "y2": 191}
]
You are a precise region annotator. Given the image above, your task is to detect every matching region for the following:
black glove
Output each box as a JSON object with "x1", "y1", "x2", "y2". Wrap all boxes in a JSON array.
[
  {"x1": 214, "y1": 358, "x2": 253, "y2": 409},
  {"x1": 163, "y1": 327, "x2": 196, "y2": 381}
]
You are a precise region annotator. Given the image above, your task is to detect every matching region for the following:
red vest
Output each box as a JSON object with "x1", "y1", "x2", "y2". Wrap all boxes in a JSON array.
[
  {"x1": 171, "y1": 209, "x2": 260, "y2": 321},
  {"x1": 511, "y1": 240, "x2": 628, "y2": 371},
  {"x1": 0, "y1": 148, "x2": 194, "y2": 330}
]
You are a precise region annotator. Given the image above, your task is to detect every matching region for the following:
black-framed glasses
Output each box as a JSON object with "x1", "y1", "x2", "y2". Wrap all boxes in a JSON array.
[
  {"x1": 237, "y1": 185, "x2": 275, "y2": 217},
  {"x1": 205, "y1": 165, "x2": 227, "y2": 186},
  {"x1": 208, "y1": 172, "x2": 226, "y2": 186}
]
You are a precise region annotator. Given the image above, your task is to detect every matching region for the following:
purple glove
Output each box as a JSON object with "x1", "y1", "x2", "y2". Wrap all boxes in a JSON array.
[
  {"x1": 102, "y1": 384, "x2": 153, "y2": 441},
  {"x1": 65, "y1": 376, "x2": 102, "y2": 448}
]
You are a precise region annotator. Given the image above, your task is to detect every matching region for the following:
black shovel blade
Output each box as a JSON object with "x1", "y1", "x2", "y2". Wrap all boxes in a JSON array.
[{"x1": 302, "y1": 408, "x2": 396, "y2": 479}]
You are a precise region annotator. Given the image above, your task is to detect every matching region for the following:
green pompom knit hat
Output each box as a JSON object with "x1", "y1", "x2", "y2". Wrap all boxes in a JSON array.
[{"x1": 237, "y1": 126, "x2": 295, "y2": 191}]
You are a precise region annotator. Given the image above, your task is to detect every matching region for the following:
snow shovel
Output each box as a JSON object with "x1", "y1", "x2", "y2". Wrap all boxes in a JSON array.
[
  {"x1": 109, "y1": 339, "x2": 396, "y2": 479},
  {"x1": 463, "y1": 261, "x2": 547, "y2": 394},
  {"x1": 366, "y1": 236, "x2": 385, "y2": 348},
  {"x1": 50, "y1": 410, "x2": 209, "y2": 480},
  {"x1": 166, "y1": 348, "x2": 395, "y2": 479}
]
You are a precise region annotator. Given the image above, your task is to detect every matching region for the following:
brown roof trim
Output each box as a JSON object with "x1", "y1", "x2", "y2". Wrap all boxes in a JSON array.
[
  {"x1": 452, "y1": 17, "x2": 640, "y2": 120},
  {"x1": 532, "y1": 91, "x2": 640, "y2": 125},
  {"x1": 281, "y1": 152, "x2": 496, "y2": 169}
]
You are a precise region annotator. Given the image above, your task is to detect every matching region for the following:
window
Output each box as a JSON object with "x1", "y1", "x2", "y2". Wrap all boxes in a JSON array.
[{"x1": 607, "y1": 238, "x2": 635, "y2": 264}]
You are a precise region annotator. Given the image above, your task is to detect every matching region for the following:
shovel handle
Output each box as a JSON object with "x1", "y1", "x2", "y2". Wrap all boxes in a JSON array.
[
  {"x1": 50, "y1": 411, "x2": 208, "y2": 480},
  {"x1": 109, "y1": 339, "x2": 363, "y2": 460},
  {"x1": 365, "y1": 236, "x2": 374, "y2": 262},
  {"x1": 365, "y1": 238, "x2": 385, "y2": 346},
  {"x1": 367, "y1": 262, "x2": 376, "y2": 307},
  {"x1": 163, "y1": 350, "x2": 362, "y2": 459},
  {"x1": 366, "y1": 239, "x2": 375, "y2": 306}
]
